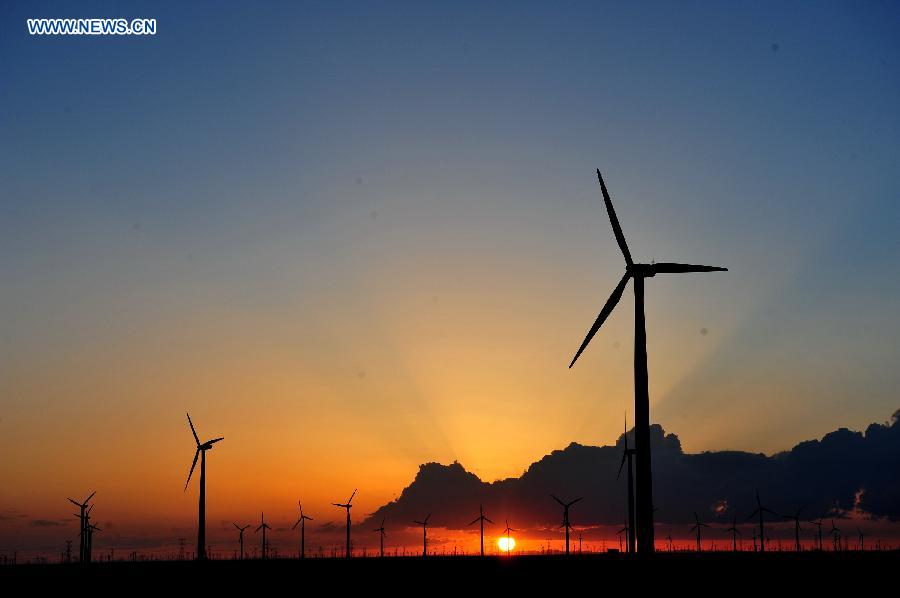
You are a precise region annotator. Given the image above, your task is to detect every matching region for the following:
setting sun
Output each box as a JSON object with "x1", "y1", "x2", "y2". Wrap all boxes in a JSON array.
[{"x1": 498, "y1": 537, "x2": 516, "y2": 553}]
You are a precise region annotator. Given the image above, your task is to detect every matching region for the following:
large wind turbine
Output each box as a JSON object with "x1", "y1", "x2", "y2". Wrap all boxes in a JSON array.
[
  {"x1": 67, "y1": 491, "x2": 95, "y2": 564},
  {"x1": 468, "y1": 504, "x2": 494, "y2": 557},
  {"x1": 292, "y1": 502, "x2": 313, "y2": 559},
  {"x1": 413, "y1": 514, "x2": 431, "y2": 557},
  {"x1": 551, "y1": 495, "x2": 583, "y2": 556},
  {"x1": 183, "y1": 412, "x2": 223, "y2": 561},
  {"x1": 617, "y1": 413, "x2": 636, "y2": 554},
  {"x1": 569, "y1": 169, "x2": 727, "y2": 554},
  {"x1": 782, "y1": 506, "x2": 805, "y2": 552},
  {"x1": 332, "y1": 489, "x2": 356, "y2": 558}
]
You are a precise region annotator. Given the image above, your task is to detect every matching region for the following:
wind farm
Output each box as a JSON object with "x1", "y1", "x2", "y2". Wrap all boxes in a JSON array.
[{"x1": 3, "y1": 2, "x2": 900, "y2": 590}]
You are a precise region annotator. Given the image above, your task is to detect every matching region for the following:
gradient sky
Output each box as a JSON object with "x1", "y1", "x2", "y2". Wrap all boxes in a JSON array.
[{"x1": 1, "y1": 1, "x2": 899, "y2": 554}]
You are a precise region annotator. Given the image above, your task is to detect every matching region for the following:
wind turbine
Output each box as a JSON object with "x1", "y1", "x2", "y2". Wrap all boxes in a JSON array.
[
  {"x1": 617, "y1": 413, "x2": 636, "y2": 554},
  {"x1": 690, "y1": 512, "x2": 709, "y2": 552},
  {"x1": 830, "y1": 520, "x2": 840, "y2": 552},
  {"x1": 86, "y1": 522, "x2": 101, "y2": 563},
  {"x1": 616, "y1": 521, "x2": 628, "y2": 552},
  {"x1": 551, "y1": 495, "x2": 583, "y2": 556},
  {"x1": 468, "y1": 504, "x2": 494, "y2": 557},
  {"x1": 782, "y1": 506, "x2": 805, "y2": 552},
  {"x1": 255, "y1": 512, "x2": 271, "y2": 560},
  {"x1": 503, "y1": 519, "x2": 517, "y2": 556},
  {"x1": 291, "y1": 502, "x2": 313, "y2": 559},
  {"x1": 332, "y1": 489, "x2": 356, "y2": 558},
  {"x1": 746, "y1": 491, "x2": 777, "y2": 553},
  {"x1": 183, "y1": 412, "x2": 223, "y2": 561},
  {"x1": 808, "y1": 517, "x2": 824, "y2": 551},
  {"x1": 725, "y1": 514, "x2": 742, "y2": 551},
  {"x1": 373, "y1": 518, "x2": 386, "y2": 557},
  {"x1": 413, "y1": 514, "x2": 431, "y2": 557},
  {"x1": 67, "y1": 491, "x2": 95, "y2": 563},
  {"x1": 568, "y1": 169, "x2": 727, "y2": 554},
  {"x1": 857, "y1": 528, "x2": 865, "y2": 551},
  {"x1": 233, "y1": 523, "x2": 249, "y2": 560}
]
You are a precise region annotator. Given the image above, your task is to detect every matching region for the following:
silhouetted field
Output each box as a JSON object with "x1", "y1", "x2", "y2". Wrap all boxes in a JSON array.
[{"x1": 2, "y1": 552, "x2": 895, "y2": 591}]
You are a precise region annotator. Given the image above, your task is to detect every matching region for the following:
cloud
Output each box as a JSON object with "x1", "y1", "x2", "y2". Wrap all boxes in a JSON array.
[
  {"x1": 359, "y1": 409, "x2": 900, "y2": 529},
  {"x1": 30, "y1": 519, "x2": 70, "y2": 527}
]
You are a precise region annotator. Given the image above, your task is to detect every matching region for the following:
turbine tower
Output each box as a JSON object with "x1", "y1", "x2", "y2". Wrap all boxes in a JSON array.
[
  {"x1": 551, "y1": 495, "x2": 583, "y2": 556},
  {"x1": 569, "y1": 169, "x2": 727, "y2": 554},
  {"x1": 233, "y1": 523, "x2": 249, "y2": 560},
  {"x1": 373, "y1": 518, "x2": 386, "y2": 557},
  {"x1": 617, "y1": 413, "x2": 637, "y2": 554},
  {"x1": 690, "y1": 512, "x2": 709, "y2": 552},
  {"x1": 332, "y1": 489, "x2": 356, "y2": 558},
  {"x1": 291, "y1": 502, "x2": 313, "y2": 559},
  {"x1": 67, "y1": 491, "x2": 95, "y2": 564},
  {"x1": 808, "y1": 517, "x2": 824, "y2": 551},
  {"x1": 468, "y1": 504, "x2": 494, "y2": 557},
  {"x1": 746, "y1": 491, "x2": 776, "y2": 553},
  {"x1": 255, "y1": 512, "x2": 271, "y2": 560},
  {"x1": 413, "y1": 514, "x2": 431, "y2": 557},
  {"x1": 183, "y1": 412, "x2": 223, "y2": 561}
]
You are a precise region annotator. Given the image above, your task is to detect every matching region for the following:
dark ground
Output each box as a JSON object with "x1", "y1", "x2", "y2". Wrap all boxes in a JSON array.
[{"x1": 1, "y1": 551, "x2": 895, "y2": 592}]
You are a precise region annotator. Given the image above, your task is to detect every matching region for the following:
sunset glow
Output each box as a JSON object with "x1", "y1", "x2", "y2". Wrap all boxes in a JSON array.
[{"x1": 498, "y1": 537, "x2": 516, "y2": 553}]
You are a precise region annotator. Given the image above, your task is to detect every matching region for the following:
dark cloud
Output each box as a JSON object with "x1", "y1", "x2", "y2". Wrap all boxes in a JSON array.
[
  {"x1": 359, "y1": 410, "x2": 900, "y2": 529},
  {"x1": 30, "y1": 519, "x2": 70, "y2": 527}
]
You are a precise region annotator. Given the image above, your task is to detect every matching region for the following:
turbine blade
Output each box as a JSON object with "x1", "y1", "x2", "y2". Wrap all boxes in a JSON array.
[
  {"x1": 652, "y1": 263, "x2": 728, "y2": 274},
  {"x1": 569, "y1": 273, "x2": 630, "y2": 368},
  {"x1": 596, "y1": 169, "x2": 632, "y2": 266},
  {"x1": 187, "y1": 413, "x2": 200, "y2": 445},
  {"x1": 617, "y1": 451, "x2": 627, "y2": 480},
  {"x1": 551, "y1": 494, "x2": 564, "y2": 506},
  {"x1": 207, "y1": 437, "x2": 224, "y2": 445},
  {"x1": 84, "y1": 491, "x2": 96, "y2": 503},
  {"x1": 571, "y1": 497, "x2": 583, "y2": 505},
  {"x1": 184, "y1": 449, "x2": 199, "y2": 491},
  {"x1": 348, "y1": 489, "x2": 357, "y2": 504},
  {"x1": 468, "y1": 517, "x2": 480, "y2": 526},
  {"x1": 484, "y1": 517, "x2": 494, "y2": 524},
  {"x1": 67, "y1": 498, "x2": 81, "y2": 507}
]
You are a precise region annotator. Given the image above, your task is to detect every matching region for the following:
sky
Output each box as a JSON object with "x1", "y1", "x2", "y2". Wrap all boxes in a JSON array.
[{"x1": 1, "y1": 1, "x2": 899, "y2": 556}]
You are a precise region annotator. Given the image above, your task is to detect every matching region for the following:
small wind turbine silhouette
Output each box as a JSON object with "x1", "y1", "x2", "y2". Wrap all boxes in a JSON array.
[
  {"x1": 332, "y1": 489, "x2": 356, "y2": 558},
  {"x1": 86, "y1": 521, "x2": 101, "y2": 563},
  {"x1": 568, "y1": 169, "x2": 727, "y2": 554},
  {"x1": 67, "y1": 491, "x2": 95, "y2": 564},
  {"x1": 468, "y1": 504, "x2": 494, "y2": 557},
  {"x1": 413, "y1": 514, "x2": 431, "y2": 557},
  {"x1": 291, "y1": 502, "x2": 313, "y2": 559},
  {"x1": 746, "y1": 491, "x2": 776, "y2": 553},
  {"x1": 255, "y1": 512, "x2": 271, "y2": 560},
  {"x1": 617, "y1": 413, "x2": 636, "y2": 554},
  {"x1": 690, "y1": 512, "x2": 709, "y2": 552},
  {"x1": 183, "y1": 413, "x2": 223, "y2": 561},
  {"x1": 830, "y1": 520, "x2": 841, "y2": 551},
  {"x1": 616, "y1": 521, "x2": 628, "y2": 552},
  {"x1": 782, "y1": 506, "x2": 805, "y2": 552},
  {"x1": 233, "y1": 523, "x2": 249, "y2": 560},
  {"x1": 373, "y1": 518, "x2": 386, "y2": 557},
  {"x1": 502, "y1": 519, "x2": 517, "y2": 556},
  {"x1": 808, "y1": 517, "x2": 824, "y2": 551},
  {"x1": 725, "y1": 514, "x2": 742, "y2": 551},
  {"x1": 551, "y1": 495, "x2": 583, "y2": 556},
  {"x1": 857, "y1": 528, "x2": 865, "y2": 551}
]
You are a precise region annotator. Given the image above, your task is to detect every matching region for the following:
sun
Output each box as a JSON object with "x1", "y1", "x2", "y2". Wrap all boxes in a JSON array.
[{"x1": 497, "y1": 536, "x2": 516, "y2": 552}]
